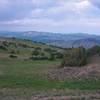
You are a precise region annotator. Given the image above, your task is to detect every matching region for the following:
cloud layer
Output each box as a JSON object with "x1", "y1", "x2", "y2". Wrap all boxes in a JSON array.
[{"x1": 0, "y1": 0, "x2": 100, "y2": 34}]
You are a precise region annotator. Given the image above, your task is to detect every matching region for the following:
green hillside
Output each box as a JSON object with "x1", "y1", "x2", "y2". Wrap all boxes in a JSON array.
[
  {"x1": 0, "y1": 37, "x2": 64, "y2": 60},
  {"x1": 0, "y1": 37, "x2": 100, "y2": 99}
]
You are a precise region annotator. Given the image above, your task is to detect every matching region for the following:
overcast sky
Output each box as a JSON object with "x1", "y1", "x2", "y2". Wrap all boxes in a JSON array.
[{"x1": 0, "y1": 0, "x2": 100, "y2": 34}]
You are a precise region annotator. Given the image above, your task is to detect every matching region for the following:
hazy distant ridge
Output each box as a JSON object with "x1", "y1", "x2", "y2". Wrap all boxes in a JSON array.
[{"x1": 0, "y1": 31, "x2": 100, "y2": 48}]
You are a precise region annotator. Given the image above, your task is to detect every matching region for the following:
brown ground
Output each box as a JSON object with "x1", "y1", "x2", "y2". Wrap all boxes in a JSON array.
[
  {"x1": 31, "y1": 94, "x2": 100, "y2": 100},
  {"x1": 0, "y1": 89, "x2": 100, "y2": 100},
  {"x1": 47, "y1": 55, "x2": 100, "y2": 81}
]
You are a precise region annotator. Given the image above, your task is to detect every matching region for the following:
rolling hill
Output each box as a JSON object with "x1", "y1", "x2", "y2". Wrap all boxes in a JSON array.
[
  {"x1": 0, "y1": 35, "x2": 100, "y2": 100},
  {"x1": 0, "y1": 37, "x2": 64, "y2": 60},
  {"x1": 0, "y1": 31, "x2": 100, "y2": 48}
]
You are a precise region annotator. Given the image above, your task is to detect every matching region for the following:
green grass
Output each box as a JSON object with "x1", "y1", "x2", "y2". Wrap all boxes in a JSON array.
[
  {"x1": 0, "y1": 38, "x2": 100, "y2": 92},
  {"x1": 0, "y1": 58, "x2": 100, "y2": 90},
  {"x1": 0, "y1": 76, "x2": 100, "y2": 90}
]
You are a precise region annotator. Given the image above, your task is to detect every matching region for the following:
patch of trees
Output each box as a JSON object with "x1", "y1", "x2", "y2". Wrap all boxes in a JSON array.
[
  {"x1": 61, "y1": 46, "x2": 100, "y2": 67},
  {"x1": 30, "y1": 47, "x2": 63, "y2": 60},
  {"x1": 61, "y1": 47, "x2": 88, "y2": 67},
  {"x1": 30, "y1": 47, "x2": 47, "y2": 60}
]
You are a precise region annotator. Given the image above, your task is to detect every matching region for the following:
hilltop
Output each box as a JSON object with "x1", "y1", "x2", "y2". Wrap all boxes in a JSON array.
[
  {"x1": 0, "y1": 31, "x2": 100, "y2": 48},
  {"x1": 0, "y1": 37, "x2": 64, "y2": 60}
]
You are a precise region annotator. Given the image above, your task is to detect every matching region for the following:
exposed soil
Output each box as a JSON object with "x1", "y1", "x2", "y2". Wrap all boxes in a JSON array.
[
  {"x1": 47, "y1": 55, "x2": 100, "y2": 81},
  {"x1": 0, "y1": 90, "x2": 100, "y2": 100},
  {"x1": 31, "y1": 94, "x2": 100, "y2": 100}
]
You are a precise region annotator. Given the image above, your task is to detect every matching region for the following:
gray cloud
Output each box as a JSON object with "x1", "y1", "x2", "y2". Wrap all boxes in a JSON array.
[
  {"x1": 90, "y1": 0, "x2": 100, "y2": 9},
  {"x1": 0, "y1": 0, "x2": 100, "y2": 34},
  {"x1": 0, "y1": 0, "x2": 59, "y2": 21},
  {"x1": 0, "y1": 0, "x2": 34, "y2": 21}
]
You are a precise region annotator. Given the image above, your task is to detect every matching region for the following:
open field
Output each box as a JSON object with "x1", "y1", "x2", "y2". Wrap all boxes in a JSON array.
[
  {"x1": 0, "y1": 58, "x2": 100, "y2": 89},
  {"x1": 0, "y1": 38, "x2": 100, "y2": 100},
  {"x1": 0, "y1": 57, "x2": 100, "y2": 100}
]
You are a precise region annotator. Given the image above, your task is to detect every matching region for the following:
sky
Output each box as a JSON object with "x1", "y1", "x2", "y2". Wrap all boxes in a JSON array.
[{"x1": 0, "y1": 0, "x2": 100, "y2": 35}]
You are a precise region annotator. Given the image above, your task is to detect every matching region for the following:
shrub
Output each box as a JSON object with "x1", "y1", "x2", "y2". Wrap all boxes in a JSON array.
[
  {"x1": 54, "y1": 52, "x2": 63, "y2": 59},
  {"x1": 0, "y1": 45, "x2": 7, "y2": 50},
  {"x1": 61, "y1": 47, "x2": 87, "y2": 67},
  {"x1": 10, "y1": 50, "x2": 16, "y2": 54},
  {"x1": 9, "y1": 54, "x2": 17, "y2": 58},
  {"x1": 49, "y1": 53, "x2": 55, "y2": 60},
  {"x1": 32, "y1": 50, "x2": 40, "y2": 56},
  {"x1": 88, "y1": 46, "x2": 100, "y2": 56},
  {"x1": 2, "y1": 41, "x2": 9, "y2": 47}
]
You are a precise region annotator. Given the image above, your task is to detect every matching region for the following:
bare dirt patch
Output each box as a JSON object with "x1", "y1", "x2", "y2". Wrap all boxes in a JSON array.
[
  {"x1": 0, "y1": 89, "x2": 100, "y2": 100},
  {"x1": 47, "y1": 55, "x2": 100, "y2": 81}
]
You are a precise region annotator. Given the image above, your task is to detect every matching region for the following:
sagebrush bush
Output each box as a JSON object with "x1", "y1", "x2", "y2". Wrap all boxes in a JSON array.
[{"x1": 61, "y1": 47, "x2": 87, "y2": 67}]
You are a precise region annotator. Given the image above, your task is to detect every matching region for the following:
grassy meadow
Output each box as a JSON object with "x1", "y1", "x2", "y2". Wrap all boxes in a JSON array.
[
  {"x1": 0, "y1": 58, "x2": 100, "y2": 90},
  {"x1": 0, "y1": 38, "x2": 100, "y2": 99}
]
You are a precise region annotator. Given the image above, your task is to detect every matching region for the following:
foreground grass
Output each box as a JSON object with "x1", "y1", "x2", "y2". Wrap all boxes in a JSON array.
[
  {"x1": 0, "y1": 76, "x2": 100, "y2": 90},
  {"x1": 0, "y1": 58, "x2": 100, "y2": 91}
]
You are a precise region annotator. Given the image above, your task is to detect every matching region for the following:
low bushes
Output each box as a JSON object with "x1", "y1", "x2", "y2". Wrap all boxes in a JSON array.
[
  {"x1": 0, "y1": 45, "x2": 8, "y2": 50},
  {"x1": 61, "y1": 47, "x2": 87, "y2": 67},
  {"x1": 9, "y1": 54, "x2": 18, "y2": 58}
]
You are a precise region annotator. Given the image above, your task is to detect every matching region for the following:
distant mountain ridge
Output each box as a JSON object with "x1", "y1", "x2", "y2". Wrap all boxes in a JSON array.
[{"x1": 0, "y1": 31, "x2": 100, "y2": 48}]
